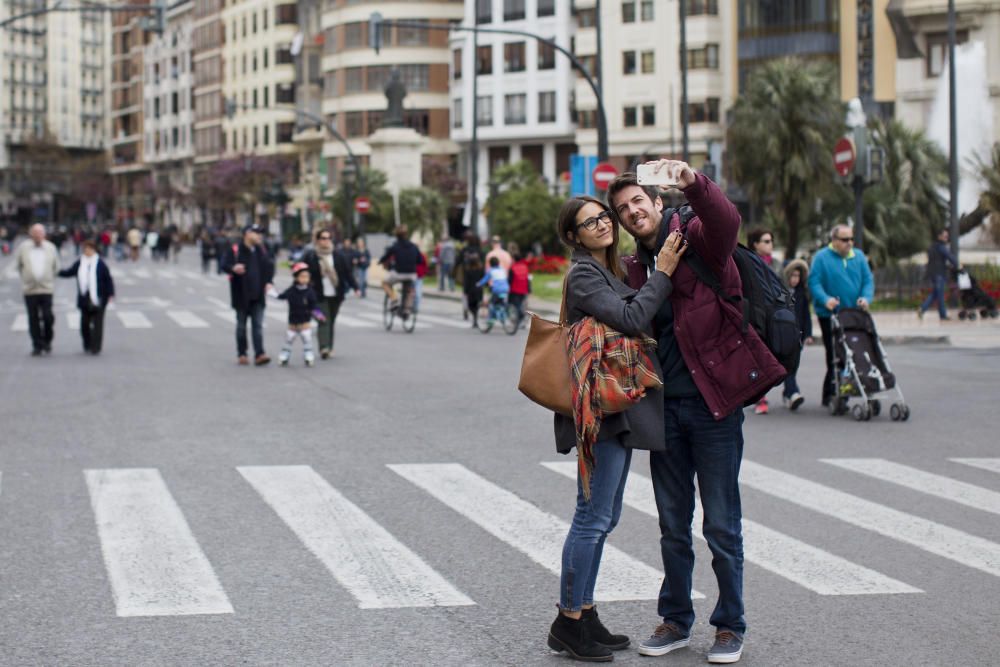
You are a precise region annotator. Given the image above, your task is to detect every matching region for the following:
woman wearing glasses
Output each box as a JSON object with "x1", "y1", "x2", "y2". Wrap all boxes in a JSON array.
[
  {"x1": 548, "y1": 195, "x2": 686, "y2": 662},
  {"x1": 301, "y1": 228, "x2": 359, "y2": 359}
]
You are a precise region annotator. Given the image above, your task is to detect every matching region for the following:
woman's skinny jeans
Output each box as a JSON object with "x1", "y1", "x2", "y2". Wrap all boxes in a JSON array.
[{"x1": 559, "y1": 438, "x2": 631, "y2": 611}]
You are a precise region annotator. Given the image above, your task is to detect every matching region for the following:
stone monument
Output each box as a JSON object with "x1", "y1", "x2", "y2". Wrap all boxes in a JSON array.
[{"x1": 368, "y1": 68, "x2": 425, "y2": 192}]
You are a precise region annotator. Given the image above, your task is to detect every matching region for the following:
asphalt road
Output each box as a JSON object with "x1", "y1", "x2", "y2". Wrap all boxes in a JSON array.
[{"x1": 1, "y1": 249, "x2": 998, "y2": 667}]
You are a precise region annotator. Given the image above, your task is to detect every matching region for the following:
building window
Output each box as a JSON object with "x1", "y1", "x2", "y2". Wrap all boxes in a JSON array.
[
  {"x1": 477, "y1": 95, "x2": 493, "y2": 126},
  {"x1": 641, "y1": 0, "x2": 654, "y2": 21},
  {"x1": 275, "y1": 47, "x2": 293, "y2": 65},
  {"x1": 577, "y1": 8, "x2": 597, "y2": 27},
  {"x1": 538, "y1": 40, "x2": 556, "y2": 70},
  {"x1": 504, "y1": 0, "x2": 525, "y2": 21},
  {"x1": 623, "y1": 106, "x2": 637, "y2": 127},
  {"x1": 276, "y1": 83, "x2": 294, "y2": 104},
  {"x1": 344, "y1": 22, "x2": 365, "y2": 49},
  {"x1": 275, "y1": 4, "x2": 296, "y2": 25},
  {"x1": 622, "y1": 0, "x2": 636, "y2": 23},
  {"x1": 263, "y1": 48, "x2": 268, "y2": 68},
  {"x1": 453, "y1": 98, "x2": 462, "y2": 128},
  {"x1": 686, "y1": 98, "x2": 720, "y2": 123},
  {"x1": 688, "y1": 44, "x2": 719, "y2": 69},
  {"x1": 453, "y1": 49, "x2": 462, "y2": 80},
  {"x1": 263, "y1": 125, "x2": 269, "y2": 146},
  {"x1": 367, "y1": 65, "x2": 390, "y2": 91},
  {"x1": 276, "y1": 121, "x2": 295, "y2": 143},
  {"x1": 504, "y1": 42, "x2": 526, "y2": 72},
  {"x1": 577, "y1": 109, "x2": 597, "y2": 129},
  {"x1": 477, "y1": 45, "x2": 493, "y2": 75},
  {"x1": 538, "y1": 91, "x2": 556, "y2": 123},
  {"x1": 577, "y1": 54, "x2": 597, "y2": 78},
  {"x1": 623, "y1": 51, "x2": 636, "y2": 75},
  {"x1": 687, "y1": 0, "x2": 718, "y2": 15},
  {"x1": 641, "y1": 50, "x2": 655, "y2": 74},
  {"x1": 642, "y1": 104, "x2": 655, "y2": 126},
  {"x1": 538, "y1": 0, "x2": 555, "y2": 17},
  {"x1": 926, "y1": 31, "x2": 968, "y2": 77},
  {"x1": 476, "y1": 0, "x2": 491, "y2": 24},
  {"x1": 504, "y1": 93, "x2": 526, "y2": 124},
  {"x1": 397, "y1": 23, "x2": 428, "y2": 46},
  {"x1": 400, "y1": 64, "x2": 429, "y2": 91},
  {"x1": 345, "y1": 111, "x2": 364, "y2": 137},
  {"x1": 345, "y1": 67, "x2": 363, "y2": 92}
]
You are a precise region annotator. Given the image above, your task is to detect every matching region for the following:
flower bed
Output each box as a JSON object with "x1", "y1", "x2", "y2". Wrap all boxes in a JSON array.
[{"x1": 525, "y1": 253, "x2": 568, "y2": 274}]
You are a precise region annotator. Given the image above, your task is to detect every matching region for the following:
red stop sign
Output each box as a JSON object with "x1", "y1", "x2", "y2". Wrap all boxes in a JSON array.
[
  {"x1": 833, "y1": 137, "x2": 856, "y2": 177},
  {"x1": 592, "y1": 162, "x2": 618, "y2": 191},
  {"x1": 354, "y1": 196, "x2": 371, "y2": 213}
]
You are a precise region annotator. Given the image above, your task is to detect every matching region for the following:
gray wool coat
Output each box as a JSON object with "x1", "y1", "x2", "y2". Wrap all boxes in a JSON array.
[{"x1": 554, "y1": 250, "x2": 672, "y2": 454}]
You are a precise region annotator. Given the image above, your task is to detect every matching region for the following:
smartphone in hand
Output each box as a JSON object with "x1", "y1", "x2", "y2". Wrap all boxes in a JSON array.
[{"x1": 637, "y1": 163, "x2": 679, "y2": 188}]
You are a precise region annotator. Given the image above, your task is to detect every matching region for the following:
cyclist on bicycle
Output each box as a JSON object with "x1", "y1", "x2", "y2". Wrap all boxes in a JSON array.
[
  {"x1": 477, "y1": 256, "x2": 511, "y2": 321},
  {"x1": 379, "y1": 225, "x2": 421, "y2": 312}
]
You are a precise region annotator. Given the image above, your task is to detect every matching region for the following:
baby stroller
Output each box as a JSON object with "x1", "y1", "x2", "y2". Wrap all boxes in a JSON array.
[
  {"x1": 828, "y1": 308, "x2": 910, "y2": 422},
  {"x1": 956, "y1": 270, "x2": 999, "y2": 320}
]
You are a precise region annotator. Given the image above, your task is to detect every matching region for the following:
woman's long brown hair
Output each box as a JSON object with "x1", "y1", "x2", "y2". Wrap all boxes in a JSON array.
[{"x1": 556, "y1": 195, "x2": 625, "y2": 280}]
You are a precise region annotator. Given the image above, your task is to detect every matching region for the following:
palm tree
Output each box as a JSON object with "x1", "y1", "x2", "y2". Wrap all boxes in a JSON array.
[
  {"x1": 965, "y1": 142, "x2": 1000, "y2": 244},
  {"x1": 728, "y1": 58, "x2": 845, "y2": 258},
  {"x1": 859, "y1": 117, "x2": 948, "y2": 266}
]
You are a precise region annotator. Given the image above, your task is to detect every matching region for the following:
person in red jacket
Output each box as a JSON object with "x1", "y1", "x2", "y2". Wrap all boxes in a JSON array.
[
  {"x1": 607, "y1": 161, "x2": 784, "y2": 665},
  {"x1": 507, "y1": 252, "x2": 531, "y2": 329}
]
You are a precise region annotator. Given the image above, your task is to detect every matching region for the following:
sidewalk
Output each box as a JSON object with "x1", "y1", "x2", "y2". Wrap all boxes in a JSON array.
[{"x1": 417, "y1": 283, "x2": 1000, "y2": 349}]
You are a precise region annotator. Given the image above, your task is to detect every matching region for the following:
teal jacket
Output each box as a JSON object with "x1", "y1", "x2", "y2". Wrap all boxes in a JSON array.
[{"x1": 808, "y1": 245, "x2": 875, "y2": 318}]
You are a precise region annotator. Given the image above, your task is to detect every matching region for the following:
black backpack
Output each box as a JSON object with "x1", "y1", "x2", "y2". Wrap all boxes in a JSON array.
[{"x1": 671, "y1": 206, "x2": 802, "y2": 378}]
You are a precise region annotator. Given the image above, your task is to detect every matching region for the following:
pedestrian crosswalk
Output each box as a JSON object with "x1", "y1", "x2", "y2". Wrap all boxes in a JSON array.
[{"x1": 2, "y1": 457, "x2": 997, "y2": 618}]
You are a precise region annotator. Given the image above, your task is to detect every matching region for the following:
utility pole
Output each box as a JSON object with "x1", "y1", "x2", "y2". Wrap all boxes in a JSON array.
[
  {"x1": 595, "y1": 0, "x2": 607, "y2": 168},
  {"x1": 679, "y1": 0, "x2": 689, "y2": 163},
  {"x1": 947, "y1": 0, "x2": 960, "y2": 262},
  {"x1": 470, "y1": 27, "x2": 479, "y2": 236}
]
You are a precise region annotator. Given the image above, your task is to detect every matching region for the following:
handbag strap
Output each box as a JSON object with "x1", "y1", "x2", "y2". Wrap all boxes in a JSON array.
[{"x1": 559, "y1": 264, "x2": 575, "y2": 325}]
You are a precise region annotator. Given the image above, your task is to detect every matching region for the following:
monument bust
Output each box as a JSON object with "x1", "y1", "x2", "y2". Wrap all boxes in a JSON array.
[{"x1": 383, "y1": 68, "x2": 406, "y2": 128}]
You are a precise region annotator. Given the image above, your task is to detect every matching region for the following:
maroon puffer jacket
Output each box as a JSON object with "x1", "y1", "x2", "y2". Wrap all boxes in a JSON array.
[{"x1": 625, "y1": 174, "x2": 786, "y2": 419}]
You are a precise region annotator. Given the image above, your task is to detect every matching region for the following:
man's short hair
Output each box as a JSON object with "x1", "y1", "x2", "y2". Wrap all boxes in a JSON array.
[
  {"x1": 829, "y1": 224, "x2": 851, "y2": 241},
  {"x1": 605, "y1": 172, "x2": 661, "y2": 212}
]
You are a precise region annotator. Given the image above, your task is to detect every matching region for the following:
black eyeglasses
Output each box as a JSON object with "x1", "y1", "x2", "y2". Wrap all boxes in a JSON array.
[
  {"x1": 318, "y1": 235, "x2": 332, "y2": 240},
  {"x1": 576, "y1": 210, "x2": 612, "y2": 232},
  {"x1": 836, "y1": 236, "x2": 854, "y2": 242}
]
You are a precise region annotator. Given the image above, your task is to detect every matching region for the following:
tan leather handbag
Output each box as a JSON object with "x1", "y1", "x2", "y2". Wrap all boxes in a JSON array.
[{"x1": 517, "y1": 276, "x2": 573, "y2": 416}]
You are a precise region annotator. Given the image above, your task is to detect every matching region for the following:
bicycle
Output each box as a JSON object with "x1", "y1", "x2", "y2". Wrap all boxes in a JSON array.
[
  {"x1": 382, "y1": 279, "x2": 417, "y2": 333},
  {"x1": 476, "y1": 293, "x2": 518, "y2": 335}
]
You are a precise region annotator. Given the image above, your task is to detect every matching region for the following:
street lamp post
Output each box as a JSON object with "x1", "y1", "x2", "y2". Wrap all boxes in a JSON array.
[{"x1": 947, "y1": 0, "x2": 960, "y2": 262}]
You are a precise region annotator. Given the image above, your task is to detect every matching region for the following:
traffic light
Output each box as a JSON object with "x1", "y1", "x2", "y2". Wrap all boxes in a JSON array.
[{"x1": 369, "y1": 12, "x2": 383, "y2": 55}]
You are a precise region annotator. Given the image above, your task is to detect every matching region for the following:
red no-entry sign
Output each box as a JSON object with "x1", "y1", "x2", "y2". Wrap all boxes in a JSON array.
[
  {"x1": 592, "y1": 162, "x2": 618, "y2": 191},
  {"x1": 833, "y1": 137, "x2": 856, "y2": 177},
  {"x1": 354, "y1": 196, "x2": 371, "y2": 214}
]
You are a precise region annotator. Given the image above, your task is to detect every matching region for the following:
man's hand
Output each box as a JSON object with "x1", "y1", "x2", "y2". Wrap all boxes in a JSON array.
[
  {"x1": 232, "y1": 263, "x2": 246, "y2": 275},
  {"x1": 804, "y1": 336, "x2": 814, "y2": 345},
  {"x1": 856, "y1": 297, "x2": 869, "y2": 311},
  {"x1": 644, "y1": 159, "x2": 697, "y2": 189},
  {"x1": 825, "y1": 296, "x2": 840, "y2": 311}
]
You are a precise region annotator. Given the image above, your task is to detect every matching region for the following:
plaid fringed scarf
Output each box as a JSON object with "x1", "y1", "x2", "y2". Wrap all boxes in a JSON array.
[{"x1": 566, "y1": 317, "x2": 662, "y2": 499}]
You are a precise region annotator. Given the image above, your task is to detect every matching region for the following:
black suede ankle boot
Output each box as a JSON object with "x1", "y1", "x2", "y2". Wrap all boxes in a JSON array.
[
  {"x1": 581, "y1": 607, "x2": 630, "y2": 650},
  {"x1": 547, "y1": 612, "x2": 614, "y2": 662}
]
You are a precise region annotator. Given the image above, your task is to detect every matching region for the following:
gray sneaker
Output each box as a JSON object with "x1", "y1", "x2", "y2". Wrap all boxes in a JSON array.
[
  {"x1": 707, "y1": 629, "x2": 744, "y2": 664},
  {"x1": 636, "y1": 621, "x2": 690, "y2": 657}
]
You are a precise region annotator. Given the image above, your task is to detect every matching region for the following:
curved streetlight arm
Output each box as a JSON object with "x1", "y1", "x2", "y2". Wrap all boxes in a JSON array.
[{"x1": 384, "y1": 19, "x2": 608, "y2": 162}]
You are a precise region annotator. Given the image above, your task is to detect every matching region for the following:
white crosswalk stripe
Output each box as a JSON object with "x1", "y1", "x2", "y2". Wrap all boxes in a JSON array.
[
  {"x1": 334, "y1": 314, "x2": 376, "y2": 328},
  {"x1": 541, "y1": 462, "x2": 920, "y2": 596},
  {"x1": 206, "y1": 297, "x2": 230, "y2": 309},
  {"x1": 157, "y1": 269, "x2": 178, "y2": 280},
  {"x1": 388, "y1": 463, "x2": 691, "y2": 601},
  {"x1": 951, "y1": 458, "x2": 1000, "y2": 475},
  {"x1": 238, "y1": 465, "x2": 474, "y2": 609},
  {"x1": 740, "y1": 460, "x2": 1000, "y2": 579},
  {"x1": 115, "y1": 310, "x2": 152, "y2": 329},
  {"x1": 131, "y1": 268, "x2": 151, "y2": 279},
  {"x1": 166, "y1": 310, "x2": 210, "y2": 329},
  {"x1": 823, "y1": 458, "x2": 1000, "y2": 516},
  {"x1": 67, "y1": 311, "x2": 80, "y2": 330},
  {"x1": 214, "y1": 310, "x2": 234, "y2": 323},
  {"x1": 11, "y1": 313, "x2": 27, "y2": 332},
  {"x1": 84, "y1": 468, "x2": 233, "y2": 617}
]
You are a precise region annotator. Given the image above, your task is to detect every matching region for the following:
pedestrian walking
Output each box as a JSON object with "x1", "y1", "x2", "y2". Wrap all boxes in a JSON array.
[
  {"x1": 547, "y1": 195, "x2": 686, "y2": 662},
  {"x1": 276, "y1": 262, "x2": 320, "y2": 367},
  {"x1": 221, "y1": 224, "x2": 275, "y2": 366},
  {"x1": 919, "y1": 228, "x2": 961, "y2": 321},
  {"x1": 458, "y1": 232, "x2": 484, "y2": 323},
  {"x1": 354, "y1": 237, "x2": 371, "y2": 298},
  {"x1": 609, "y1": 162, "x2": 785, "y2": 664},
  {"x1": 781, "y1": 259, "x2": 814, "y2": 410},
  {"x1": 808, "y1": 224, "x2": 875, "y2": 408},
  {"x1": 485, "y1": 234, "x2": 513, "y2": 272},
  {"x1": 126, "y1": 226, "x2": 142, "y2": 261},
  {"x1": 199, "y1": 229, "x2": 217, "y2": 274},
  {"x1": 437, "y1": 236, "x2": 456, "y2": 291},
  {"x1": 508, "y1": 251, "x2": 531, "y2": 328},
  {"x1": 301, "y1": 228, "x2": 358, "y2": 359},
  {"x1": 57, "y1": 239, "x2": 115, "y2": 355},
  {"x1": 14, "y1": 223, "x2": 60, "y2": 356},
  {"x1": 747, "y1": 228, "x2": 776, "y2": 415}
]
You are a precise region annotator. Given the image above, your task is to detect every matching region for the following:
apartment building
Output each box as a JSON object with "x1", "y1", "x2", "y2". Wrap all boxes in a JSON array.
[
  {"x1": 192, "y1": 0, "x2": 226, "y2": 166},
  {"x1": 451, "y1": 0, "x2": 576, "y2": 229},
  {"x1": 320, "y1": 0, "x2": 463, "y2": 192},
  {"x1": 109, "y1": 1, "x2": 155, "y2": 225},
  {"x1": 573, "y1": 0, "x2": 734, "y2": 177},
  {"x1": 292, "y1": 0, "x2": 326, "y2": 229},
  {"x1": 143, "y1": 0, "x2": 195, "y2": 231},
  {"x1": 1, "y1": 1, "x2": 111, "y2": 224}
]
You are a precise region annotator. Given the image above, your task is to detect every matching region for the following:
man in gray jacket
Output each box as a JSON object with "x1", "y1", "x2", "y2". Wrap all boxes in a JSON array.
[{"x1": 15, "y1": 224, "x2": 60, "y2": 355}]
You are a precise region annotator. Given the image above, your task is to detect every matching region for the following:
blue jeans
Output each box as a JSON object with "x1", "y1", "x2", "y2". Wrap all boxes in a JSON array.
[
  {"x1": 560, "y1": 439, "x2": 632, "y2": 611},
  {"x1": 356, "y1": 267, "x2": 368, "y2": 297},
  {"x1": 783, "y1": 370, "x2": 800, "y2": 399},
  {"x1": 650, "y1": 396, "x2": 745, "y2": 634},
  {"x1": 920, "y1": 274, "x2": 948, "y2": 318},
  {"x1": 235, "y1": 300, "x2": 265, "y2": 357},
  {"x1": 438, "y1": 262, "x2": 454, "y2": 291}
]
